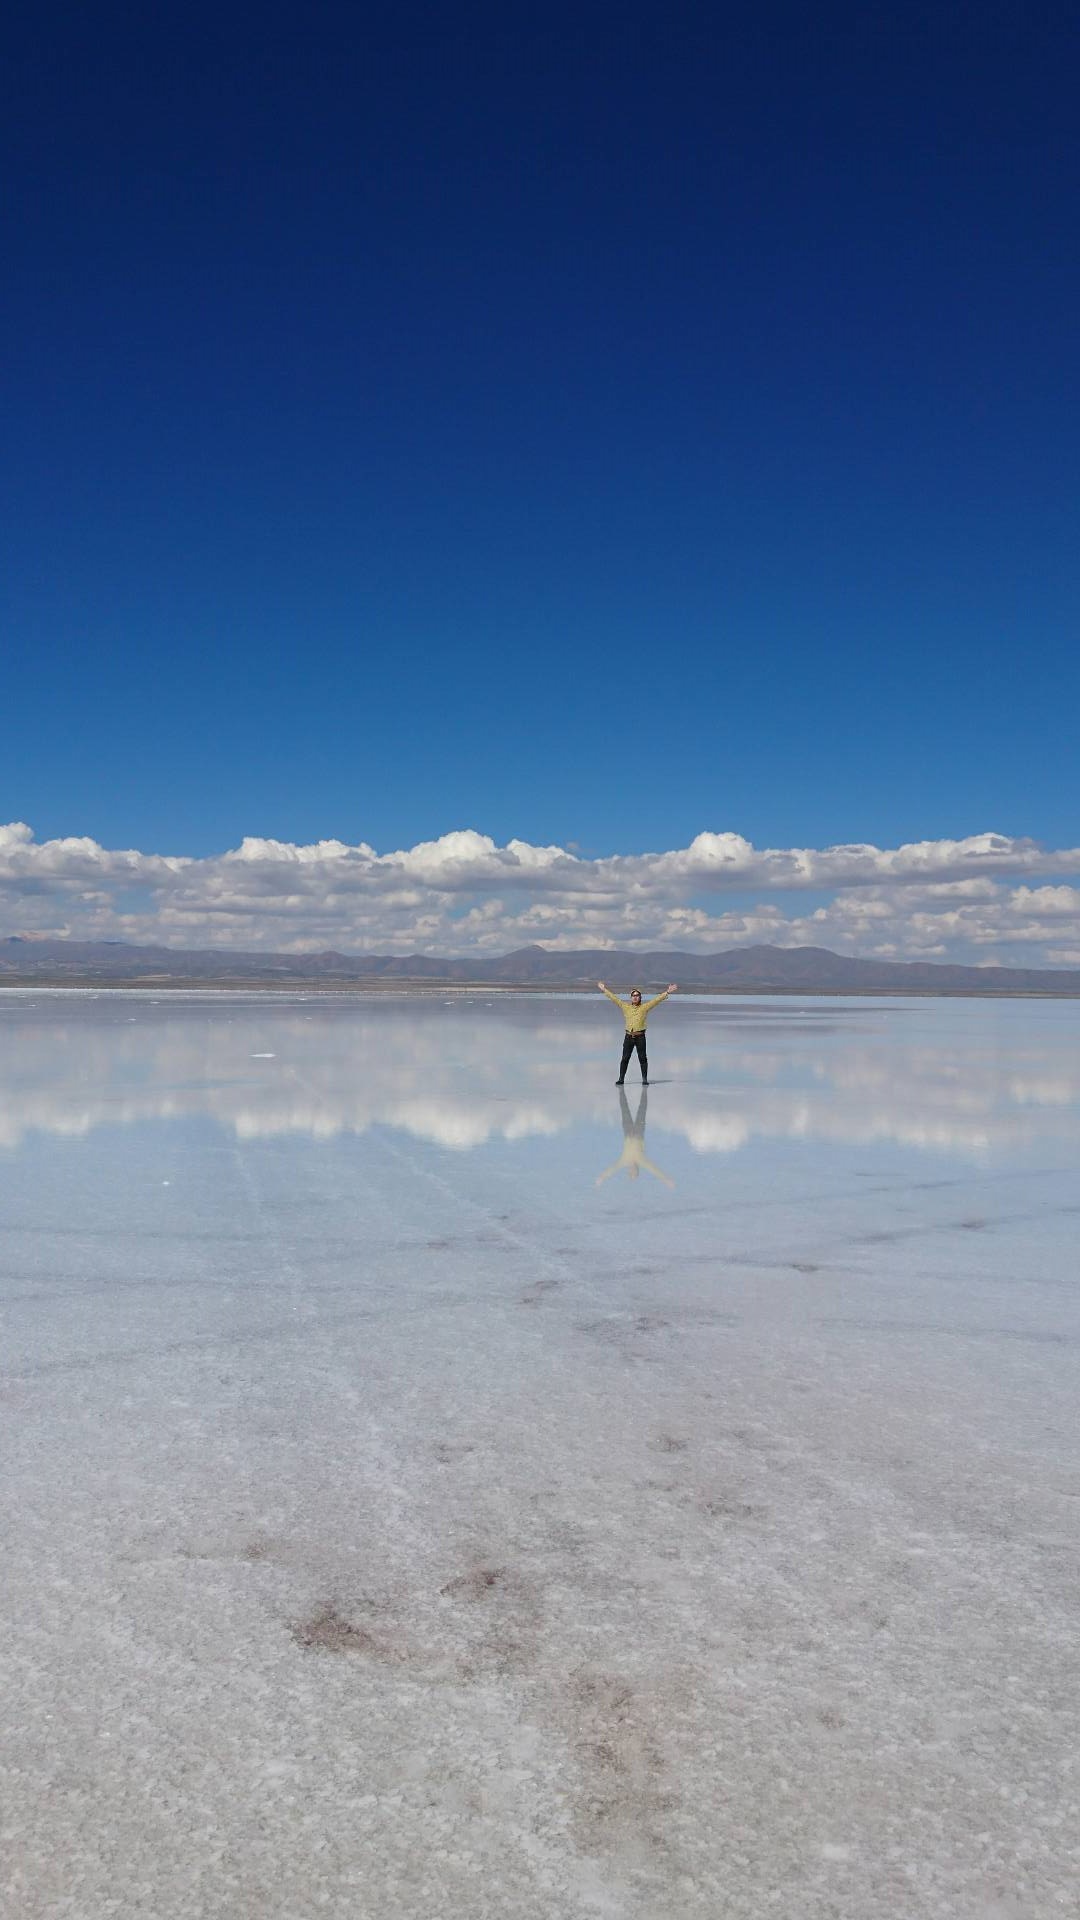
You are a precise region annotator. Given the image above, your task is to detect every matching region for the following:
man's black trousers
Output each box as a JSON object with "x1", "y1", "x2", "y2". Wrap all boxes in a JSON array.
[{"x1": 618, "y1": 1031, "x2": 648, "y2": 1083}]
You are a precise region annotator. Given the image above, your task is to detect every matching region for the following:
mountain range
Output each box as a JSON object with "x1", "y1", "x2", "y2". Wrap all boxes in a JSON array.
[{"x1": 2, "y1": 937, "x2": 1079, "y2": 994}]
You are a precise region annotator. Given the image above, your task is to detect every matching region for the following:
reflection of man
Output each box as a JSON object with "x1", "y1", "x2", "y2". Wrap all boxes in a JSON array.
[
  {"x1": 598, "y1": 980, "x2": 677, "y2": 1086},
  {"x1": 595, "y1": 1086, "x2": 674, "y2": 1188}
]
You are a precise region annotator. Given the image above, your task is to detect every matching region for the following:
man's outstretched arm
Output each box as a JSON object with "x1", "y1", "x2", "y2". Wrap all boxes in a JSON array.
[
  {"x1": 597, "y1": 981, "x2": 623, "y2": 1005},
  {"x1": 641, "y1": 983, "x2": 679, "y2": 1012}
]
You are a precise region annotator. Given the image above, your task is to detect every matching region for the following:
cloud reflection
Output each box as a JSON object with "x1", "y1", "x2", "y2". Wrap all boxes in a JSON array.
[{"x1": 0, "y1": 992, "x2": 1079, "y2": 1162}]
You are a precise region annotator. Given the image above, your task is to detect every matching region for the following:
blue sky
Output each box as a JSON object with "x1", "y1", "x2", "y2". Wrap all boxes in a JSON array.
[{"x1": 2, "y1": 4, "x2": 1078, "y2": 961}]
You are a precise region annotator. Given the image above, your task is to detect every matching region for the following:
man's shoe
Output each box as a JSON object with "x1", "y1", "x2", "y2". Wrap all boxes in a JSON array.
[
  {"x1": 641, "y1": 1079, "x2": 648, "y2": 1086},
  {"x1": 615, "y1": 1079, "x2": 624, "y2": 1086}
]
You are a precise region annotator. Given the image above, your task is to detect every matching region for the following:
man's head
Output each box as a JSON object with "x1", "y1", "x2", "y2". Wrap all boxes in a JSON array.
[{"x1": 630, "y1": 988, "x2": 642, "y2": 1004}]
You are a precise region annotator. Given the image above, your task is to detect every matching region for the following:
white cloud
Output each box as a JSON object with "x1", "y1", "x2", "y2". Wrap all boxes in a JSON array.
[{"x1": 2, "y1": 821, "x2": 1079, "y2": 966}]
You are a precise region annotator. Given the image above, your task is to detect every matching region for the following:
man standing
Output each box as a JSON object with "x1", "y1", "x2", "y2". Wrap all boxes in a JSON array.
[{"x1": 597, "y1": 980, "x2": 678, "y2": 1086}]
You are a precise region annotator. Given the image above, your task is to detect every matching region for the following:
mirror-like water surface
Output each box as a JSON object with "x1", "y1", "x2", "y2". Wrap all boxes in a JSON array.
[
  {"x1": 2, "y1": 988, "x2": 1080, "y2": 1161},
  {"x1": 2, "y1": 992, "x2": 1078, "y2": 1919}
]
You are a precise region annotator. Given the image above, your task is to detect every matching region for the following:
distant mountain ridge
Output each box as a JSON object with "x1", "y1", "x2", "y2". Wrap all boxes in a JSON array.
[{"x1": 3, "y1": 936, "x2": 1079, "y2": 994}]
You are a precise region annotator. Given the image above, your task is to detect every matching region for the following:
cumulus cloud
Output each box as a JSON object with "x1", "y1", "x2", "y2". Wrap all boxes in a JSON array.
[{"x1": 2, "y1": 821, "x2": 1079, "y2": 966}]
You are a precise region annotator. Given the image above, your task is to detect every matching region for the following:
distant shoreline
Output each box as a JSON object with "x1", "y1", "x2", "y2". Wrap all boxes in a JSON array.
[{"x1": 2, "y1": 977, "x2": 1079, "y2": 1000}]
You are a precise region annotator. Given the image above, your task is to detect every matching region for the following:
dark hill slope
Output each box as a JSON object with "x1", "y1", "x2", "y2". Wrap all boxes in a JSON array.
[{"x1": 2, "y1": 936, "x2": 1079, "y2": 993}]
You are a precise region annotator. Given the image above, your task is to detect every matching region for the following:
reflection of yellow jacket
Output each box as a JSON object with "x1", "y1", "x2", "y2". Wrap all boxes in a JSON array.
[
  {"x1": 596, "y1": 1135, "x2": 674, "y2": 1188},
  {"x1": 600, "y1": 987, "x2": 670, "y2": 1033}
]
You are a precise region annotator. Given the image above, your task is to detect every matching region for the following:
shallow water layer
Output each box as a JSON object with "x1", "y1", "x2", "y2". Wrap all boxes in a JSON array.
[{"x1": 2, "y1": 991, "x2": 1078, "y2": 1918}]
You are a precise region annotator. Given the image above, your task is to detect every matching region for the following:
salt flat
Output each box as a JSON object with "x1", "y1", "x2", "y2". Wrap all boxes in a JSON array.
[{"x1": 1, "y1": 990, "x2": 1078, "y2": 1918}]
